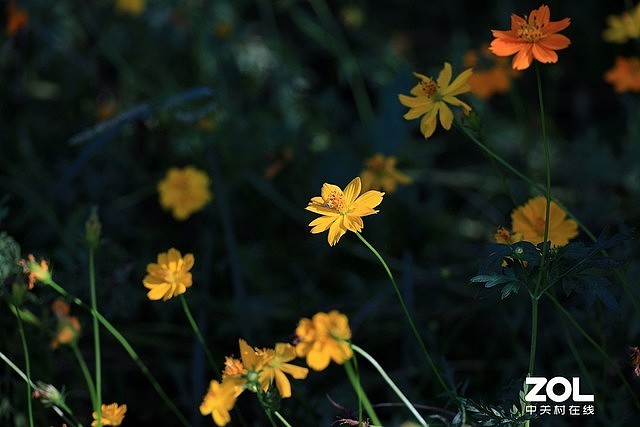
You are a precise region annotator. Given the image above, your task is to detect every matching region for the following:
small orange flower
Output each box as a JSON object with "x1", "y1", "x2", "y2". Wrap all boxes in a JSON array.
[
  {"x1": 142, "y1": 248, "x2": 194, "y2": 301},
  {"x1": 6, "y1": 1, "x2": 28, "y2": 36},
  {"x1": 18, "y1": 254, "x2": 50, "y2": 289},
  {"x1": 295, "y1": 311, "x2": 353, "y2": 371},
  {"x1": 604, "y1": 56, "x2": 640, "y2": 93},
  {"x1": 50, "y1": 300, "x2": 81, "y2": 349},
  {"x1": 360, "y1": 154, "x2": 411, "y2": 193},
  {"x1": 490, "y1": 5, "x2": 571, "y2": 70},
  {"x1": 92, "y1": 403, "x2": 127, "y2": 426},
  {"x1": 464, "y1": 46, "x2": 520, "y2": 100},
  {"x1": 510, "y1": 196, "x2": 578, "y2": 247}
]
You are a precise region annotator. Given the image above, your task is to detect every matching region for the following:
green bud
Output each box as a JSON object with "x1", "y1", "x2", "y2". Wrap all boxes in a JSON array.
[{"x1": 85, "y1": 207, "x2": 102, "y2": 250}]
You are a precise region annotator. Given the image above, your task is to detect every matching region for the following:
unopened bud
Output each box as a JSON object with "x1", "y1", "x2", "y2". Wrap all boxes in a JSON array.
[{"x1": 85, "y1": 207, "x2": 101, "y2": 250}]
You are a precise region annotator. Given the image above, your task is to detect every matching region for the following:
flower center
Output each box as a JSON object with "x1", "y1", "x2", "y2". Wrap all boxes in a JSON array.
[
  {"x1": 324, "y1": 190, "x2": 346, "y2": 212},
  {"x1": 533, "y1": 217, "x2": 547, "y2": 235},
  {"x1": 517, "y1": 19, "x2": 544, "y2": 42},
  {"x1": 164, "y1": 267, "x2": 178, "y2": 285},
  {"x1": 419, "y1": 78, "x2": 439, "y2": 97}
]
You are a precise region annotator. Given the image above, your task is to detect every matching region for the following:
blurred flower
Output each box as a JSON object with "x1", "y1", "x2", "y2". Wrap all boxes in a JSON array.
[
  {"x1": 398, "y1": 63, "x2": 472, "y2": 139},
  {"x1": 95, "y1": 100, "x2": 117, "y2": 122},
  {"x1": 5, "y1": 1, "x2": 28, "y2": 36},
  {"x1": 115, "y1": 0, "x2": 145, "y2": 16},
  {"x1": 511, "y1": 196, "x2": 578, "y2": 247},
  {"x1": 143, "y1": 248, "x2": 194, "y2": 301},
  {"x1": 359, "y1": 153, "x2": 411, "y2": 193},
  {"x1": 50, "y1": 299, "x2": 81, "y2": 349},
  {"x1": 158, "y1": 166, "x2": 212, "y2": 221},
  {"x1": 259, "y1": 343, "x2": 308, "y2": 398},
  {"x1": 92, "y1": 403, "x2": 127, "y2": 426},
  {"x1": 463, "y1": 46, "x2": 519, "y2": 100},
  {"x1": 200, "y1": 379, "x2": 239, "y2": 426},
  {"x1": 295, "y1": 310, "x2": 353, "y2": 371},
  {"x1": 603, "y1": 4, "x2": 640, "y2": 43},
  {"x1": 340, "y1": 5, "x2": 364, "y2": 29},
  {"x1": 604, "y1": 56, "x2": 640, "y2": 93},
  {"x1": 306, "y1": 177, "x2": 384, "y2": 246},
  {"x1": 494, "y1": 226, "x2": 523, "y2": 245},
  {"x1": 18, "y1": 254, "x2": 50, "y2": 289},
  {"x1": 490, "y1": 5, "x2": 571, "y2": 70},
  {"x1": 32, "y1": 382, "x2": 64, "y2": 408},
  {"x1": 630, "y1": 346, "x2": 640, "y2": 377}
]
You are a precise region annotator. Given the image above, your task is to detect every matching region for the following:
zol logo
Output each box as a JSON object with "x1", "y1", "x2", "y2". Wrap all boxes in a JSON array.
[{"x1": 524, "y1": 377, "x2": 594, "y2": 403}]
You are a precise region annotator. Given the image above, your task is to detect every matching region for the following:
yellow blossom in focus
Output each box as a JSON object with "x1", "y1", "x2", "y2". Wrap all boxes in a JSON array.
[
  {"x1": 50, "y1": 299, "x2": 81, "y2": 349},
  {"x1": 295, "y1": 310, "x2": 352, "y2": 371},
  {"x1": 605, "y1": 56, "x2": 640, "y2": 93},
  {"x1": 92, "y1": 403, "x2": 127, "y2": 426},
  {"x1": 259, "y1": 343, "x2": 308, "y2": 398},
  {"x1": 306, "y1": 177, "x2": 384, "y2": 246},
  {"x1": 511, "y1": 196, "x2": 578, "y2": 247},
  {"x1": 603, "y1": 4, "x2": 640, "y2": 43},
  {"x1": 398, "y1": 62, "x2": 472, "y2": 139},
  {"x1": 115, "y1": 0, "x2": 145, "y2": 16},
  {"x1": 142, "y1": 248, "x2": 194, "y2": 301},
  {"x1": 200, "y1": 379, "x2": 241, "y2": 427},
  {"x1": 360, "y1": 154, "x2": 411, "y2": 193},
  {"x1": 18, "y1": 254, "x2": 50, "y2": 289},
  {"x1": 158, "y1": 166, "x2": 212, "y2": 221}
]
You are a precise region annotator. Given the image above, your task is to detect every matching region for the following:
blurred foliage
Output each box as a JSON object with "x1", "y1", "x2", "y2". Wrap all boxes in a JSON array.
[{"x1": 1, "y1": 0, "x2": 640, "y2": 426}]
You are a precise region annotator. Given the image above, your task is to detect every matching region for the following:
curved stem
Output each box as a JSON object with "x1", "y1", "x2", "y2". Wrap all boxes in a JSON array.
[
  {"x1": 70, "y1": 341, "x2": 97, "y2": 413},
  {"x1": 352, "y1": 344, "x2": 428, "y2": 426},
  {"x1": 15, "y1": 306, "x2": 35, "y2": 427},
  {"x1": 344, "y1": 357, "x2": 382, "y2": 426},
  {"x1": 355, "y1": 232, "x2": 455, "y2": 401},
  {"x1": 88, "y1": 247, "x2": 102, "y2": 426},
  {"x1": 273, "y1": 410, "x2": 293, "y2": 427},
  {"x1": 179, "y1": 295, "x2": 219, "y2": 375}
]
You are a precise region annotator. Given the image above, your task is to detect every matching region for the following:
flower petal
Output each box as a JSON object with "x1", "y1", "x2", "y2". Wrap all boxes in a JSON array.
[
  {"x1": 437, "y1": 62, "x2": 453, "y2": 88},
  {"x1": 342, "y1": 177, "x2": 362, "y2": 206}
]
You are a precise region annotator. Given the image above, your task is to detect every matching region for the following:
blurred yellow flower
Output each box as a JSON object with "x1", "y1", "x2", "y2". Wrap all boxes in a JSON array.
[
  {"x1": 360, "y1": 153, "x2": 411, "y2": 193},
  {"x1": 603, "y1": 4, "x2": 640, "y2": 43},
  {"x1": 398, "y1": 62, "x2": 472, "y2": 139},
  {"x1": 260, "y1": 343, "x2": 308, "y2": 398},
  {"x1": 18, "y1": 254, "x2": 50, "y2": 289},
  {"x1": 143, "y1": 248, "x2": 194, "y2": 301},
  {"x1": 50, "y1": 299, "x2": 81, "y2": 349},
  {"x1": 605, "y1": 56, "x2": 640, "y2": 93},
  {"x1": 494, "y1": 226, "x2": 522, "y2": 245},
  {"x1": 511, "y1": 196, "x2": 578, "y2": 247},
  {"x1": 200, "y1": 379, "x2": 240, "y2": 427},
  {"x1": 115, "y1": 0, "x2": 145, "y2": 16},
  {"x1": 295, "y1": 311, "x2": 352, "y2": 371},
  {"x1": 158, "y1": 166, "x2": 212, "y2": 221},
  {"x1": 92, "y1": 402, "x2": 127, "y2": 426},
  {"x1": 306, "y1": 177, "x2": 384, "y2": 246}
]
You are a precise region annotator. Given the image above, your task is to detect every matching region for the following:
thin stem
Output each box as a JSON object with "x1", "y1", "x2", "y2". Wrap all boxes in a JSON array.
[
  {"x1": 179, "y1": 295, "x2": 219, "y2": 375},
  {"x1": 344, "y1": 358, "x2": 382, "y2": 426},
  {"x1": 88, "y1": 247, "x2": 102, "y2": 426},
  {"x1": 527, "y1": 297, "x2": 539, "y2": 377},
  {"x1": 273, "y1": 410, "x2": 293, "y2": 427},
  {"x1": 352, "y1": 344, "x2": 428, "y2": 426},
  {"x1": 355, "y1": 232, "x2": 455, "y2": 401},
  {"x1": 15, "y1": 306, "x2": 35, "y2": 427},
  {"x1": 70, "y1": 341, "x2": 97, "y2": 412}
]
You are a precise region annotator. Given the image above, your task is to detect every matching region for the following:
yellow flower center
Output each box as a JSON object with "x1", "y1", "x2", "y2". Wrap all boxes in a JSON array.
[
  {"x1": 517, "y1": 19, "x2": 544, "y2": 42},
  {"x1": 163, "y1": 266, "x2": 179, "y2": 285},
  {"x1": 325, "y1": 190, "x2": 346, "y2": 212},
  {"x1": 533, "y1": 217, "x2": 547, "y2": 235},
  {"x1": 419, "y1": 78, "x2": 439, "y2": 97}
]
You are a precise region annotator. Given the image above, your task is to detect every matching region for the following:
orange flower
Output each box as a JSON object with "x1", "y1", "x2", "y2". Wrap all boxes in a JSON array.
[
  {"x1": 6, "y1": 1, "x2": 28, "y2": 36},
  {"x1": 18, "y1": 254, "x2": 50, "y2": 289},
  {"x1": 50, "y1": 300, "x2": 81, "y2": 349},
  {"x1": 604, "y1": 56, "x2": 640, "y2": 93},
  {"x1": 464, "y1": 47, "x2": 519, "y2": 100},
  {"x1": 490, "y1": 5, "x2": 571, "y2": 70},
  {"x1": 511, "y1": 196, "x2": 578, "y2": 247}
]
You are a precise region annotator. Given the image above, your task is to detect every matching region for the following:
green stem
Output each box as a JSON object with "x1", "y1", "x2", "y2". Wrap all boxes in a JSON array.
[
  {"x1": 352, "y1": 344, "x2": 428, "y2": 426},
  {"x1": 70, "y1": 341, "x2": 97, "y2": 413},
  {"x1": 88, "y1": 247, "x2": 102, "y2": 426},
  {"x1": 179, "y1": 295, "x2": 219, "y2": 375},
  {"x1": 344, "y1": 358, "x2": 382, "y2": 426},
  {"x1": 43, "y1": 278, "x2": 191, "y2": 427},
  {"x1": 15, "y1": 306, "x2": 35, "y2": 427},
  {"x1": 355, "y1": 231, "x2": 455, "y2": 401},
  {"x1": 273, "y1": 410, "x2": 293, "y2": 427}
]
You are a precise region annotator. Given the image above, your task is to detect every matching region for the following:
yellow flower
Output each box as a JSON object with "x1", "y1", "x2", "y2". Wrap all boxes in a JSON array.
[
  {"x1": 259, "y1": 343, "x2": 308, "y2": 398},
  {"x1": 295, "y1": 311, "x2": 353, "y2": 371},
  {"x1": 306, "y1": 177, "x2": 384, "y2": 246},
  {"x1": 603, "y1": 4, "x2": 640, "y2": 43},
  {"x1": 142, "y1": 248, "x2": 194, "y2": 301},
  {"x1": 359, "y1": 154, "x2": 411, "y2": 193},
  {"x1": 158, "y1": 166, "x2": 212, "y2": 221},
  {"x1": 199, "y1": 380, "x2": 239, "y2": 427},
  {"x1": 398, "y1": 62, "x2": 472, "y2": 139},
  {"x1": 511, "y1": 196, "x2": 578, "y2": 247},
  {"x1": 92, "y1": 403, "x2": 127, "y2": 427},
  {"x1": 18, "y1": 254, "x2": 50, "y2": 289},
  {"x1": 50, "y1": 299, "x2": 81, "y2": 349},
  {"x1": 115, "y1": 0, "x2": 145, "y2": 16}
]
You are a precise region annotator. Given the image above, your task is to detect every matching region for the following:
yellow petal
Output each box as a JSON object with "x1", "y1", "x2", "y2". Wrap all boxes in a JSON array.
[
  {"x1": 342, "y1": 177, "x2": 362, "y2": 206},
  {"x1": 327, "y1": 217, "x2": 347, "y2": 246}
]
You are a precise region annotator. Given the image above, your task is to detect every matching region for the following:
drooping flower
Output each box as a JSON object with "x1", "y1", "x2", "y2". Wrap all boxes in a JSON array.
[
  {"x1": 158, "y1": 166, "x2": 212, "y2": 221},
  {"x1": 200, "y1": 379, "x2": 241, "y2": 427},
  {"x1": 510, "y1": 196, "x2": 578, "y2": 247},
  {"x1": 259, "y1": 343, "x2": 309, "y2": 398},
  {"x1": 463, "y1": 46, "x2": 520, "y2": 100},
  {"x1": 142, "y1": 248, "x2": 194, "y2": 301},
  {"x1": 18, "y1": 254, "x2": 50, "y2": 289},
  {"x1": 603, "y1": 4, "x2": 640, "y2": 44},
  {"x1": 50, "y1": 299, "x2": 81, "y2": 349},
  {"x1": 306, "y1": 177, "x2": 384, "y2": 246},
  {"x1": 604, "y1": 56, "x2": 640, "y2": 93},
  {"x1": 115, "y1": 0, "x2": 145, "y2": 16},
  {"x1": 5, "y1": 1, "x2": 28, "y2": 36},
  {"x1": 295, "y1": 311, "x2": 353, "y2": 371},
  {"x1": 490, "y1": 5, "x2": 571, "y2": 70},
  {"x1": 92, "y1": 403, "x2": 127, "y2": 427},
  {"x1": 359, "y1": 153, "x2": 412, "y2": 193},
  {"x1": 398, "y1": 62, "x2": 472, "y2": 139}
]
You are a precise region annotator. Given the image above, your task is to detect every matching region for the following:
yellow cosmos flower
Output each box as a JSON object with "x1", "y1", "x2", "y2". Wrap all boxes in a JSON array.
[
  {"x1": 295, "y1": 310, "x2": 353, "y2": 371},
  {"x1": 142, "y1": 248, "x2": 194, "y2": 301},
  {"x1": 92, "y1": 403, "x2": 127, "y2": 427},
  {"x1": 603, "y1": 4, "x2": 640, "y2": 43},
  {"x1": 199, "y1": 379, "x2": 239, "y2": 427},
  {"x1": 50, "y1": 299, "x2": 81, "y2": 350},
  {"x1": 115, "y1": 0, "x2": 145, "y2": 16},
  {"x1": 158, "y1": 166, "x2": 212, "y2": 221},
  {"x1": 260, "y1": 343, "x2": 309, "y2": 398},
  {"x1": 398, "y1": 62, "x2": 472, "y2": 139},
  {"x1": 359, "y1": 153, "x2": 412, "y2": 193},
  {"x1": 306, "y1": 177, "x2": 384, "y2": 246},
  {"x1": 511, "y1": 196, "x2": 578, "y2": 247}
]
